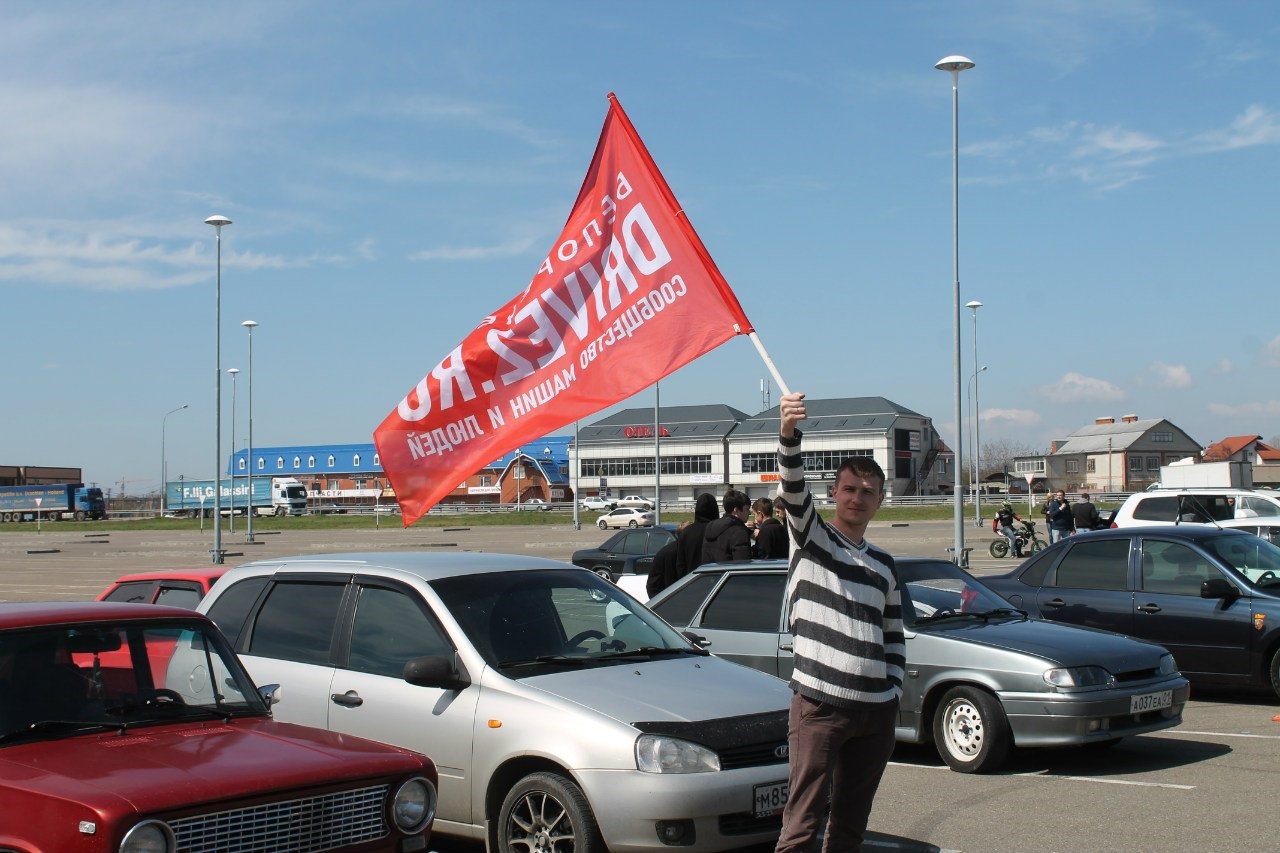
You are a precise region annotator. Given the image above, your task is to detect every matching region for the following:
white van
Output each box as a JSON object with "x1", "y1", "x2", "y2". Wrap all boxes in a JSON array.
[{"x1": 1110, "y1": 488, "x2": 1280, "y2": 527}]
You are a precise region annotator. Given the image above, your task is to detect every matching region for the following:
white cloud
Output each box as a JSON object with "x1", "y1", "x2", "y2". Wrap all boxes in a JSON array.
[
  {"x1": 1192, "y1": 104, "x2": 1280, "y2": 152},
  {"x1": 1214, "y1": 359, "x2": 1235, "y2": 374},
  {"x1": 1262, "y1": 336, "x2": 1280, "y2": 368},
  {"x1": 1147, "y1": 361, "x2": 1193, "y2": 389},
  {"x1": 981, "y1": 408, "x2": 1041, "y2": 427},
  {"x1": 1035, "y1": 372, "x2": 1126, "y2": 404},
  {"x1": 1208, "y1": 400, "x2": 1280, "y2": 418},
  {"x1": 409, "y1": 236, "x2": 541, "y2": 262}
]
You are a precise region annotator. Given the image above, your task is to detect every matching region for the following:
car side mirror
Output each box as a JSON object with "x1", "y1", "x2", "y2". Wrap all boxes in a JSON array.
[
  {"x1": 1200, "y1": 578, "x2": 1239, "y2": 600},
  {"x1": 681, "y1": 630, "x2": 710, "y2": 649},
  {"x1": 403, "y1": 654, "x2": 471, "y2": 690},
  {"x1": 258, "y1": 683, "x2": 281, "y2": 708}
]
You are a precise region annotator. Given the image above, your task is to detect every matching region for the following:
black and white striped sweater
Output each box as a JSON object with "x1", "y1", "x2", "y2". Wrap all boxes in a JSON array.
[{"x1": 776, "y1": 430, "x2": 905, "y2": 709}]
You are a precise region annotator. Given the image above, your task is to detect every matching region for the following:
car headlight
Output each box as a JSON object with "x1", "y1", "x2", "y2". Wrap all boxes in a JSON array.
[
  {"x1": 636, "y1": 734, "x2": 721, "y2": 773},
  {"x1": 1158, "y1": 654, "x2": 1179, "y2": 676},
  {"x1": 1043, "y1": 665, "x2": 1114, "y2": 689},
  {"x1": 119, "y1": 820, "x2": 175, "y2": 853},
  {"x1": 390, "y1": 776, "x2": 437, "y2": 833}
]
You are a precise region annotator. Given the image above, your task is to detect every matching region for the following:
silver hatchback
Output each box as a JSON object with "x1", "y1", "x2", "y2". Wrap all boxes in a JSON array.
[
  {"x1": 196, "y1": 552, "x2": 792, "y2": 853},
  {"x1": 648, "y1": 557, "x2": 1189, "y2": 773}
]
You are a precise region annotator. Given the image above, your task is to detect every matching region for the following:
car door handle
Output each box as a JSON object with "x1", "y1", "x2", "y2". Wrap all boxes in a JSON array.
[
  {"x1": 330, "y1": 689, "x2": 363, "y2": 707},
  {"x1": 1136, "y1": 603, "x2": 1162, "y2": 614},
  {"x1": 779, "y1": 642, "x2": 793, "y2": 651},
  {"x1": 1043, "y1": 598, "x2": 1067, "y2": 608}
]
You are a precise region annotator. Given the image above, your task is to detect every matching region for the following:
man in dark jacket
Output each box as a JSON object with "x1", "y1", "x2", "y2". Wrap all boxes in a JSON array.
[
  {"x1": 702, "y1": 489, "x2": 753, "y2": 563},
  {"x1": 674, "y1": 493, "x2": 719, "y2": 579},
  {"x1": 752, "y1": 497, "x2": 789, "y2": 559},
  {"x1": 1071, "y1": 493, "x2": 1102, "y2": 531},
  {"x1": 646, "y1": 533, "x2": 681, "y2": 599}
]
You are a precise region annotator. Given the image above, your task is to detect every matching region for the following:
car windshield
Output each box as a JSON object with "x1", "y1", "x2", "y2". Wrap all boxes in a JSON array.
[
  {"x1": 431, "y1": 569, "x2": 700, "y2": 673},
  {"x1": 1203, "y1": 534, "x2": 1280, "y2": 588},
  {"x1": 0, "y1": 620, "x2": 267, "y2": 745},
  {"x1": 900, "y1": 560, "x2": 1022, "y2": 627}
]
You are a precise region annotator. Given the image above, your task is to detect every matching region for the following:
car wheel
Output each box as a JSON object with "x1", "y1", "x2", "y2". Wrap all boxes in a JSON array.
[
  {"x1": 275, "y1": 506, "x2": 286, "y2": 517},
  {"x1": 628, "y1": 520, "x2": 638, "y2": 528},
  {"x1": 933, "y1": 686, "x2": 1011, "y2": 773},
  {"x1": 989, "y1": 539, "x2": 1009, "y2": 559},
  {"x1": 496, "y1": 771, "x2": 604, "y2": 853},
  {"x1": 598, "y1": 519, "x2": 608, "y2": 530},
  {"x1": 592, "y1": 567, "x2": 613, "y2": 582},
  {"x1": 1269, "y1": 648, "x2": 1280, "y2": 701}
]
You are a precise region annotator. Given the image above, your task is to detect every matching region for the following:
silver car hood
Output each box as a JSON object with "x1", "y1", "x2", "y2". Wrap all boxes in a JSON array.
[
  {"x1": 919, "y1": 616, "x2": 1166, "y2": 669},
  {"x1": 519, "y1": 655, "x2": 791, "y2": 724}
]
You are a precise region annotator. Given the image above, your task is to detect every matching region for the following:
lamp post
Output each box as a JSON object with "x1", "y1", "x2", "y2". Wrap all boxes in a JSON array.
[
  {"x1": 242, "y1": 320, "x2": 258, "y2": 541},
  {"x1": 967, "y1": 299, "x2": 984, "y2": 526},
  {"x1": 160, "y1": 404, "x2": 188, "y2": 516},
  {"x1": 205, "y1": 214, "x2": 231, "y2": 564},
  {"x1": 968, "y1": 364, "x2": 987, "y2": 525},
  {"x1": 936, "y1": 54, "x2": 975, "y2": 567},
  {"x1": 228, "y1": 368, "x2": 239, "y2": 533}
]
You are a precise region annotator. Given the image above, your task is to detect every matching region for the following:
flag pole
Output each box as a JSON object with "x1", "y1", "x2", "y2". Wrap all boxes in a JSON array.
[{"x1": 745, "y1": 329, "x2": 791, "y2": 398}]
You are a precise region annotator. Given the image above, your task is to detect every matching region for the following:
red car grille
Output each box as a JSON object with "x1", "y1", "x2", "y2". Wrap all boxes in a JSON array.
[{"x1": 169, "y1": 784, "x2": 389, "y2": 852}]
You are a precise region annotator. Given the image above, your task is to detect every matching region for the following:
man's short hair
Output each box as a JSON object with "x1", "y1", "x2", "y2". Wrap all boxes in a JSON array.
[
  {"x1": 722, "y1": 489, "x2": 749, "y2": 515},
  {"x1": 752, "y1": 497, "x2": 774, "y2": 517},
  {"x1": 834, "y1": 456, "x2": 886, "y2": 493},
  {"x1": 1079, "y1": 492, "x2": 1089, "y2": 500}
]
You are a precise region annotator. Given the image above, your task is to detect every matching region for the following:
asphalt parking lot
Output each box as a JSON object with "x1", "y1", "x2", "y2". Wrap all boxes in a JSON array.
[{"x1": 2, "y1": 519, "x2": 1277, "y2": 852}]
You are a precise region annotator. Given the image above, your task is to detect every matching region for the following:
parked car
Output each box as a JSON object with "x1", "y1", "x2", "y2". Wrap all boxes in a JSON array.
[
  {"x1": 1110, "y1": 488, "x2": 1280, "y2": 527},
  {"x1": 517, "y1": 498, "x2": 552, "y2": 511},
  {"x1": 571, "y1": 524, "x2": 677, "y2": 583},
  {"x1": 596, "y1": 506, "x2": 654, "y2": 529},
  {"x1": 617, "y1": 495, "x2": 655, "y2": 510},
  {"x1": 97, "y1": 567, "x2": 227, "y2": 609},
  {"x1": 579, "y1": 495, "x2": 616, "y2": 511},
  {"x1": 983, "y1": 525, "x2": 1280, "y2": 699},
  {"x1": 1215, "y1": 516, "x2": 1280, "y2": 544},
  {"x1": 647, "y1": 557, "x2": 1188, "y2": 773},
  {"x1": 197, "y1": 552, "x2": 793, "y2": 853},
  {"x1": 0, "y1": 601, "x2": 438, "y2": 852}
]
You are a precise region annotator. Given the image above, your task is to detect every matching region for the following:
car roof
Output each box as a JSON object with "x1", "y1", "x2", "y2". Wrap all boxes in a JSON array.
[
  {"x1": 0, "y1": 601, "x2": 210, "y2": 630},
  {"x1": 1072, "y1": 524, "x2": 1255, "y2": 540},
  {"x1": 688, "y1": 556, "x2": 953, "y2": 575},
  {"x1": 105, "y1": 567, "x2": 229, "y2": 585},
  {"x1": 225, "y1": 550, "x2": 578, "y2": 584}
]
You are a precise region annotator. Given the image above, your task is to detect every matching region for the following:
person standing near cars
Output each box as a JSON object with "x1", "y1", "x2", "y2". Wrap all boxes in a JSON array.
[
  {"x1": 1046, "y1": 490, "x2": 1075, "y2": 543},
  {"x1": 774, "y1": 391, "x2": 904, "y2": 853},
  {"x1": 1071, "y1": 492, "x2": 1102, "y2": 531},
  {"x1": 752, "y1": 497, "x2": 789, "y2": 559},
  {"x1": 674, "y1": 492, "x2": 719, "y2": 577},
  {"x1": 702, "y1": 489, "x2": 753, "y2": 563}
]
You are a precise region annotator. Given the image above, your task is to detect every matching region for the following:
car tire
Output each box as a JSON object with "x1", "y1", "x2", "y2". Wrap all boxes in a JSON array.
[
  {"x1": 597, "y1": 519, "x2": 608, "y2": 530},
  {"x1": 933, "y1": 686, "x2": 1011, "y2": 773},
  {"x1": 592, "y1": 567, "x2": 613, "y2": 581},
  {"x1": 1269, "y1": 648, "x2": 1280, "y2": 701},
  {"x1": 989, "y1": 539, "x2": 1009, "y2": 559},
  {"x1": 496, "y1": 771, "x2": 604, "y2": 853},
  {"x1": 628, "y1": 520, "x2": 638, "y2": 528}
]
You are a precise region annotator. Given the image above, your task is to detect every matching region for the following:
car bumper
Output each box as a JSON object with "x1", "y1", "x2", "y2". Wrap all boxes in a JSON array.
[
  {"x1": 578, "y1": 766, "x2": 786, "y2": 853},
  {"x1": 999, "y1": 677, "x2": 1190, "y2": 747}
]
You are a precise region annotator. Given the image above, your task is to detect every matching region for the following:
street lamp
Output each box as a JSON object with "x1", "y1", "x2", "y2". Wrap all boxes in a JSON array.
[
  {"x1": 967, "y1": 299, "x2": 984, "y2": 526},
  {"x1": 228, "y1": 367, "x2": 239, "y2": 533},
  {"x1": 243, "y1": 320, "x2": 258, "y2": 541},
  {"x1": 936, "y1": 54, "x2": 975, "y2": 566},
  {"x1": 205, "y1": 214, "x2": 231, "y2": 564},
  {"x1": 968, "y1": 363, "x2": 987, "y2": 525},
  {"x1": 160, "y1": 404, "x2": 188, "y2": 516}
]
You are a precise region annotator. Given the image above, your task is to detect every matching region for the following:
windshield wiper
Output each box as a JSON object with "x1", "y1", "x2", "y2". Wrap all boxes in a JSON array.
[
  {"x1": 0, "y1": 719, "x2": 123, "y2": 743},
  {"x1": 497, "y1": 655, "x2": 592, "y2": 669},
  {"x1": 597, "y1": 646, "x2": 693, "y2": 660},
  {"x1": 971, "y1": 607, "x2": 1028, "y2": 620},
  {"x1": 914, "y1": 609, "x2": 974, "y2": 624}
]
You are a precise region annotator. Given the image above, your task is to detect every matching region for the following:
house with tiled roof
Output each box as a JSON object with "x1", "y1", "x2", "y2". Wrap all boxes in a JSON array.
[
  {"x1": 1202, "y1": 435, "x2": 1280, "y2": 487},
  {"x1": 1013, "y1": 414, "x2": 1202, "y2": 493}
]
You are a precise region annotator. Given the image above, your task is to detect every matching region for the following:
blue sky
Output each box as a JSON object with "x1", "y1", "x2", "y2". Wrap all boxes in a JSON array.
[{"x1": 3, "y1": 1, "x2": 1278, "y2": 493}]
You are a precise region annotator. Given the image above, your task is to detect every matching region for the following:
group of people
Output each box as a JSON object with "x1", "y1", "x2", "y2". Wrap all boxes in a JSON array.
[
  {"x1": 645, "y1": 490, "x2": 791, "y2": 598},
  {"x1": 993, "y1": 490, "x2": 1104, "y2": 557}
]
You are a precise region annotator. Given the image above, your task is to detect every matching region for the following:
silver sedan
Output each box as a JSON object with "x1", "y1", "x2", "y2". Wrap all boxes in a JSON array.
[{"x1": 648, "y1": 557, "x2": 1189, "y2": 773}]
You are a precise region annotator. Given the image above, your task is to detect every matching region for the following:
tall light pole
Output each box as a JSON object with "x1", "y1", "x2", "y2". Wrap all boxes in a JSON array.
[
  {"x1": 967, "y1": 299, "x2": 984, "y2": 526},
  {"x1": 968, "y1": 363, "x2": 987, "y2": 525},
  {"x1": 160, "y1": 404, "x2": 188, "y2": 516},
  {"x1": 228, "y1": 367, "x2": 239, "y2": 533},
  {"x1": 243, "y1": 320, "x2": 258, "y2": 541},
  {"x1": 936, "y1": 54, "x2": 975, "y2": 566},
  {"x1": 205, "y1": 214, "x2": 231, "y2": 564}
]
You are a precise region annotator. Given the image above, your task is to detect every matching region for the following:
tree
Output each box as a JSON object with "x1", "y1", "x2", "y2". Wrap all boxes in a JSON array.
[{"x1": 980, "y1": 438, "x2": 1040, "y2": 482}]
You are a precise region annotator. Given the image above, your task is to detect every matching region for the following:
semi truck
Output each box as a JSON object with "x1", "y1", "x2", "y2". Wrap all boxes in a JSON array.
[
  {"x1": 166, "y1": 477, "x2": 308, "y2": 517},
  {"x1": 0, "y1": 483, "x2": 107, "y2": 523},
  {"x1": 1152, "y1": 459, "x2": 1252, "y2": 490}
]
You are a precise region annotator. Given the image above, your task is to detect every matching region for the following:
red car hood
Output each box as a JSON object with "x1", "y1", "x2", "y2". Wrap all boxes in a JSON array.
[{"x1": 0, "y1": 717, "x2": 430, "y2": 813}]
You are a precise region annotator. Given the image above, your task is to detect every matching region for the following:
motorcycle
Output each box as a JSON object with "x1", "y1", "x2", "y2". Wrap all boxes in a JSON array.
[{"x1": 989, "y1": 520, "x2": 1047, "y2": 559}]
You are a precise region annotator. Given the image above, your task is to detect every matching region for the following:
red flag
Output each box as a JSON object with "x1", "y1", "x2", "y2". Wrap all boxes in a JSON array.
[{"x1": 374, "y1": 94, "x2": 754, "y2": 525}]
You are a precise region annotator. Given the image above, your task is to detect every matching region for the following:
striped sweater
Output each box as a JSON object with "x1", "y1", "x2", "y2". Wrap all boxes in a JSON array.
[{"x1": 776, "y1": 429, "x2": 905, "y2": 709}]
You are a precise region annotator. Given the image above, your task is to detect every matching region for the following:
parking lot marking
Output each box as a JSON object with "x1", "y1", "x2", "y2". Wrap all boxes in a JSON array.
[
  {"x1": 889, "y1": 762, "x2": 1194, "y2": 790},
  {"x1": 1162, "y1": 729, "x2": 1280, "y2": 740}
]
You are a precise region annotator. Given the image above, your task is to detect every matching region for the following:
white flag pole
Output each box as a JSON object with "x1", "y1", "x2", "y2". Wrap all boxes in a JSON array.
[{"x1": 745, "y1": 329, "x2": 791, "y2": 399}]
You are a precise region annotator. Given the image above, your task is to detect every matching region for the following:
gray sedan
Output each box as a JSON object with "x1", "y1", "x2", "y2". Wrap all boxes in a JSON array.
[{"x1": 647, "y1": 557, "x2": 1189, "y2": 773}]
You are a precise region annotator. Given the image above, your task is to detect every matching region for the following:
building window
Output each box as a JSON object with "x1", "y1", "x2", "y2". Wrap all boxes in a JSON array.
[
  {"x1": 237, "y1": 458, "x2": 246, "y2": 472},
  {"x1": 581, "y1": 455, "x2": 712, "y2": 478},
  {"x1": 277, "y1": 456, "x2": 285, "y2": 469},
  {"x1": 293, "y1": 456, "x2": 301, "y2": 470},
  {"x1": 353, "y1": 454, "x2": 361, "y2": 467},
  {"x1": 1147, "y1": 456, "x2": 1160, "y2": 471},
  {"x1": 327, "y1": 455, "x2": 335, "y2": 467},
  {"x1": 1015, "y1": 459, "x2": 1046, "y2": 474},
  {"x1": 257, "y1": 457, "x2": 265, "y2": 471},
  {"x1": 1151, "y1": 431, "x2": 1173, "y2": 443},
  {"x1": 479, "y1": 475, "x2": 493, "y2": 487},
  {"x1": 1130, "y1": 456, "x2": 1144, "y2": 472},
  {"x1": 1065, "y1": 460, "x2": 1079, "y2": 474},
  {"x1": 308, "y1": 456, "x2": 315, "y2": 469},
  {"x1": 1087, "y1": 459, "x2": 1096, "y2": 473}
]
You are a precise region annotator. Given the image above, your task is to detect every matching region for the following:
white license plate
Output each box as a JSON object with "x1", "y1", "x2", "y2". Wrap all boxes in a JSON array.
[
  {"x1": 753, "y1": 780, "x2": 789, "y2": 818},
  {"x1": 1130, "y1": 689, "x2": 1173, "y2": 713}
]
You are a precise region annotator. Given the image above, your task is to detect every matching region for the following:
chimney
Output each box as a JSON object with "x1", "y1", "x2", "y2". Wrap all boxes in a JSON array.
[
  {"x1": 1121, "y1": 414, "x2": 1138, "y2": 423},
  {"x1": 1095, "y1": 417, "x2": 1115, "y2": 425}
]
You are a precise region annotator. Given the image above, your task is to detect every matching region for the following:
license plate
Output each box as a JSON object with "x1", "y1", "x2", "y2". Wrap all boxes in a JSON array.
[
  {"x1": 1130, "y1": 689, "x2": 1172, "y2": 713},
  {"x1": 753, "y1": 780, "x2": 789, "y2": 818}
]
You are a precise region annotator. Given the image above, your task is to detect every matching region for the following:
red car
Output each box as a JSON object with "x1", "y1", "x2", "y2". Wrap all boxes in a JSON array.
[
  {"x1": 97, "y1": 567, "x2": 227, "y2": 609},
  {"x1": 0, "y1": 601, "x2": 438, "y2": 852}
]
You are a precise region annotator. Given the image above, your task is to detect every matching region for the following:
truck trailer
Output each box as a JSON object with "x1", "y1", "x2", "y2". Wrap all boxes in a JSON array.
[
  {"x1": 166, "y1": 477, "x2": 308, "y2": 517},
  {"x1": 0, "y1": 483, "x2": 107, "y2": 522}
]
